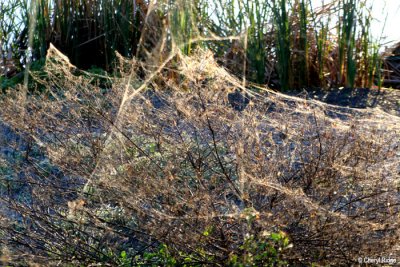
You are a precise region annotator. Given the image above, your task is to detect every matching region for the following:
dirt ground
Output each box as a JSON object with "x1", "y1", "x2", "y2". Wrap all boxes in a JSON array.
[{"x1": 291, "y1": 87, "x2": 400, "y2": 117}]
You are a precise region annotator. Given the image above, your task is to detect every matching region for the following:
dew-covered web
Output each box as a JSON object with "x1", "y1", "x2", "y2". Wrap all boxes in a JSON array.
[{"x1": 1, "y1": 36, "x2": 399, "y2": 264}]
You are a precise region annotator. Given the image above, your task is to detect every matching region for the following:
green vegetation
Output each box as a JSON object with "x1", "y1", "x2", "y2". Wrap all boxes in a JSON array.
[
  {"x1": 0, "y1": 0, "x2": 385, "y2": 91},
  {"x1": 113, "y1": 232, "x2": 290, "y2": 266},
  {"x1": 271, "y1": 0, "x2": 291, "y2": 90}
]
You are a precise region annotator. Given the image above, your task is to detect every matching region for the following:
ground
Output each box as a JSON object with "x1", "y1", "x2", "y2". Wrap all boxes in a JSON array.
[{"x1": 293, "y1": 87, "x2": 400, "y2": 117}]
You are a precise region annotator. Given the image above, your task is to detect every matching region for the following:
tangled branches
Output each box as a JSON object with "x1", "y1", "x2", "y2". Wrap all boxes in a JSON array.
[{"x1": 0, "y1": 45, "x2": 399, "y2": 266}]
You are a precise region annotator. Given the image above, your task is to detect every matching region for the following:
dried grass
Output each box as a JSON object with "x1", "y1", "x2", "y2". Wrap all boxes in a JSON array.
[{"x1": 0, "y1": 38, "x2": 399, "y2": 265}]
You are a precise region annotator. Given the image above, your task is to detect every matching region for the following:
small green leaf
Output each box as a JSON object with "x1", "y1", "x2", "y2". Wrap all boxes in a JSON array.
[
  {"x1": 120, "y1": 250, "x2": 127, "y2": 259},
  {"x1": 270, "y1": 232, "x2": 281, "y2": 241}
]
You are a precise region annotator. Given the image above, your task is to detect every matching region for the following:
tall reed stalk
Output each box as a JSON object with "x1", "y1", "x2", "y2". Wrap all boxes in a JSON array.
[
  {"x1": 271, "y1": 0, "x2": 291, "y2": 91},
  {"x1": 244, "y1": 0, "x2": 270, "y2": 84},
  {"x1": 356, "y1": 3, "x2": 382, "y2": 89},
  {"x1": 52, "y1": 0, "x2": 145, "y2": 70},
  {"x1": 316, "y1": 23, "x2": 329, "y2": 87},
  {"x1": 1, "y1": 0, "x2": 146, "y2": 71},
  {"x1": 169, "y1": 0, "x2": 197, "y2": 55},
  {"x1": 298, "y1": 0, "x2": 309, "y2": 87},
  {"x1": 291, "y1": 0, "x2": 309, "y2": 88},
  {"x1": 338, "y1": 0, "x2": 357, "y2": 88}
]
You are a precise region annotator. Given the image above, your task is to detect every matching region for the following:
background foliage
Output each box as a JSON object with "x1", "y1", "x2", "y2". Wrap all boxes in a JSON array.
[{"x1": 0, "y1": 0, "x2": 384, "y2": 91}]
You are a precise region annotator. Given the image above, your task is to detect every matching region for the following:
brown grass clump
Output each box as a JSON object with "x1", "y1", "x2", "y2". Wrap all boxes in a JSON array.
[{"x1": 0, "y1": 44, "x2": 399, "y2": 265}]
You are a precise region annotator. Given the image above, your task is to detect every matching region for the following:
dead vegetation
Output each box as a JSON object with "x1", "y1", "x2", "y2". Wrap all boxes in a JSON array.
[
  {"x1": 383, "y1": 42, "x2": 400, "y2": 88},
  {"x1": 0, "y1": 43, "x2": 399, "y2": 266}
]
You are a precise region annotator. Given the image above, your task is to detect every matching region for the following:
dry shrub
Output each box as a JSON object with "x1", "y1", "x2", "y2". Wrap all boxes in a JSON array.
[{"x1": 0, "y1": 44, "x2": 399, "y2": 265}]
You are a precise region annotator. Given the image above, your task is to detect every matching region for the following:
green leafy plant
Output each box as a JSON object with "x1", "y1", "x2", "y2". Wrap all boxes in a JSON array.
[{"x1": 228, "y1": 231, "x2": 291, "y2": 267}]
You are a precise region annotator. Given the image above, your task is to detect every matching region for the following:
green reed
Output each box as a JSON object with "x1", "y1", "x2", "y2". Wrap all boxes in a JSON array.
[
  {"x1": 52, "y1": 0, "x2": 144, "y2": 70},
  {"x1": 1, "y1": 0, "x2": 146, "y2": 71},
  {"x1": 271, "y1": 0, "x2": 290, "y2": 91},
  {"x1": 244, "y1": 0, "x2": 270, "y2": 84},
  {"x1": 290, "y1": 0, "x2": 309, "y2": 88},
  {"x1": 338, "y1": 0, "x2": 357, "y2": 88},
  {"x1": 170, "y1": 0, "x2": 197, "y2": 55},
  {"x1": 1, "y1": 0, "x2": 386, "y2": 91}
]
